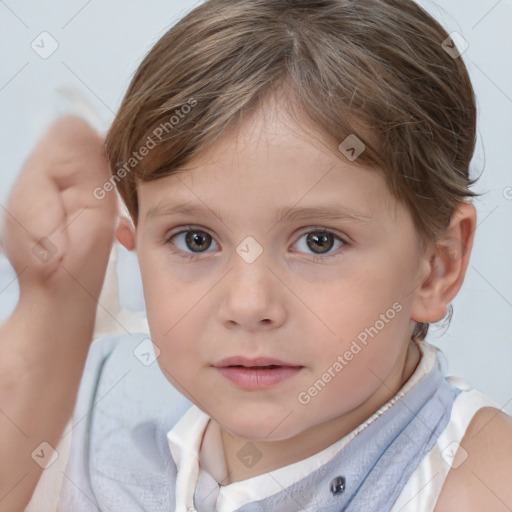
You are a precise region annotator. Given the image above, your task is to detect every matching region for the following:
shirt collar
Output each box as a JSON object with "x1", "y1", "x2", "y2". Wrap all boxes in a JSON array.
[{"x1": 167, "y1": 405, "x2": 210, "y2": 510}]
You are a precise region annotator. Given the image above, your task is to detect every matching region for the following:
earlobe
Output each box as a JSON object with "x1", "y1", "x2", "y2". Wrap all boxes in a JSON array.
[
  {"x1": 410, "y1": 202, "x2": 476, "y2": 324},
  {"x1": 115, "y1": 216, "x2": 136, "y2": 250}
]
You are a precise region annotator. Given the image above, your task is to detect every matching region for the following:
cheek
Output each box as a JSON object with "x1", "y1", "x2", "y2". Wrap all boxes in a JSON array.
[
  {"x1": 138, "y1": 262, "x2": 180, "y2": 354},
  {"x1": 305, "y1": 265, "x2": 412, "y2": 380},
  {"x1": 311, "y1": 269, "x2": 406, "y2": 340},
  {"x1": 137, "y1": 252, "x2": 206, "y2": 368}
]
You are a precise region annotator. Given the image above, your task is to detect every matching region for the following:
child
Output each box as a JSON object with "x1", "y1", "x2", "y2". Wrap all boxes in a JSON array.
[{"x1": 1, "y1": 0, "x2": 511, "y2": 511}]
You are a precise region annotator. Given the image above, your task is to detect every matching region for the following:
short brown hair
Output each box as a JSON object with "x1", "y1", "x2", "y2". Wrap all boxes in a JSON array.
[{"x1": 105, "y1": 0, "x2": 480, "y2": 341}]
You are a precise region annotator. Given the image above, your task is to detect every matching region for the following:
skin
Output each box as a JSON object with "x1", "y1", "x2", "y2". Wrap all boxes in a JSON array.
[
  {"x1": 2, "y1": 108, "x2": 510, "y2": 510},
  {"x1": 119, "y1": 99, "x2": 511, "y2": 505},
  {"x1": 0, "y1": 116, "x2": 117, "y2": 511},
  {"x1": 435, "y1": 407, "x2": 512, "y2": 511}
]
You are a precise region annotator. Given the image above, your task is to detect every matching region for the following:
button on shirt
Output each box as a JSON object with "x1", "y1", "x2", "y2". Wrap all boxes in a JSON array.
[{"x1": 167, "y1": 340, "x2": 437, "y2": 512}]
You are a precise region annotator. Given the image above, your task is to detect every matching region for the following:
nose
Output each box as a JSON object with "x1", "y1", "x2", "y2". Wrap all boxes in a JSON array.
[{"x1": 217, "y1": 247, "x2": 287, "y2": 332}]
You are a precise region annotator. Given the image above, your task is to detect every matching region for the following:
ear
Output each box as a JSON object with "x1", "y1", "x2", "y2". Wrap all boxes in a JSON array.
[
  {"x1": 115, "y1": 216, "x2": 136, "y2": 250},
  {"x1": 410, "y1": 202, "x2": 476, "y2": 324}
]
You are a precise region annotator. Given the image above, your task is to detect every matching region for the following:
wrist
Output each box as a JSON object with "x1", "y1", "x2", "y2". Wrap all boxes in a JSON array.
[{"x1": 12, "y1": 286, "x2": 98, "y2": 354}]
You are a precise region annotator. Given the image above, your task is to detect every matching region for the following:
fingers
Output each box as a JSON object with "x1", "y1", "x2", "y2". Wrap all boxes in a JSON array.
[
  {"x1": 1, "y1": 115, "x2": 118, "y2": 291},
  {"x1": 2, "y1": 167, "x2": 66, "y2": 279}
]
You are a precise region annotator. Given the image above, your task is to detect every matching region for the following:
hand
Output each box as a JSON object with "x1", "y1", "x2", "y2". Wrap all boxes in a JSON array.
[{"x1": 1, "y1": 115, "x2": 118, "y2": 301}]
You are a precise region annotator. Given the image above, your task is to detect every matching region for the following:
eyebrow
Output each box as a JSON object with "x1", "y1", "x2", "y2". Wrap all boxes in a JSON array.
[{"x1": 145, "y1": 201, "x2": 375, "y2": 224}]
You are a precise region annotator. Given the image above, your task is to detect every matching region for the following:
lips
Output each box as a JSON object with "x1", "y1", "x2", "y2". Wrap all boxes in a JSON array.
[
  {"x1": 213, "y1": 356, "x2": 300, "y2": 368},
  {"x1": 212, "y1": 356, "x2": 304, "y2": 389}
]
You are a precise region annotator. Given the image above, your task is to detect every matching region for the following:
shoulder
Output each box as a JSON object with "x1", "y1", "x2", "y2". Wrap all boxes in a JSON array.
[{"x1": 435, "y1": 406, "x2": 512, "y2": 512}]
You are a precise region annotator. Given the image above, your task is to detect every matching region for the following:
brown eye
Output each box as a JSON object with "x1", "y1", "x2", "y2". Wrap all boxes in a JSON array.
[
  {"x1": 292, "y1": 229, "x2": 345, "y2": 259},
  {"x1": 306, "y1": 231, "x2": 336, "y2": 254},
  {"x1": 167, "y1": 229, "x2": 219, "y2": 254},
  {"x1": 185, "y1": 230, "x2": 212, "y2": 252}
]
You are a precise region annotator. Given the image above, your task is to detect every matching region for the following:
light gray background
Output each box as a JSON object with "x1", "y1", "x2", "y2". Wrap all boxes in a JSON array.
[{"x1": 0, "y1": 0, "x2": 511, "y2": 413}]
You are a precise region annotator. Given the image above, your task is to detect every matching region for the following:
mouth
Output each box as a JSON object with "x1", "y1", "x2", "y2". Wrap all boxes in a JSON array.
[
  {"x1": 229, "y1": 364, "x2": 282, "y2": 369},
  {"x1": 212, "y1": 356, "x2": 304, "y2": 389},
  {"x1": 212, "y1": 356, "x2": 300, "y2": 368}
]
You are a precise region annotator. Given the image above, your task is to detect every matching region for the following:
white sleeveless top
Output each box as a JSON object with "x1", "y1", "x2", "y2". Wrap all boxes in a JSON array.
[{"x1": 390, "y1": 379, "x2": 499, "y2": 511}]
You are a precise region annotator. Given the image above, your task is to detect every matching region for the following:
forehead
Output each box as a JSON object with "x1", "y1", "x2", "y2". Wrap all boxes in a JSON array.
[{"x1": 137, "y1": 101, "x2": 401, "y2": 228}]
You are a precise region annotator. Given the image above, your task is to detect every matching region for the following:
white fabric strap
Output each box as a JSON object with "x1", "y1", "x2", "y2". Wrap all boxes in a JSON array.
[{"x1": 390, "y1": 379, "x2": 500, "y2": 512}]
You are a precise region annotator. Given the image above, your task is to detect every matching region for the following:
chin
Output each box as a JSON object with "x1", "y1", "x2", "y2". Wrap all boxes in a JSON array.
[{"x1": 215, "y1": 410, "x2": 303, "y2": 442}]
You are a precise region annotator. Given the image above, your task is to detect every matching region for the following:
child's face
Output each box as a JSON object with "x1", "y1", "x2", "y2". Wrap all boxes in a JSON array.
[{"x1": 135, "y1": 103, "x2": 431, "y2": 442}]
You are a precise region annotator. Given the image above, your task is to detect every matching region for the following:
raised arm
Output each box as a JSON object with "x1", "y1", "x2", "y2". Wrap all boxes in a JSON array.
[{"x1": 0, "y1": 116, "x2": 117, "y2": 511}]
